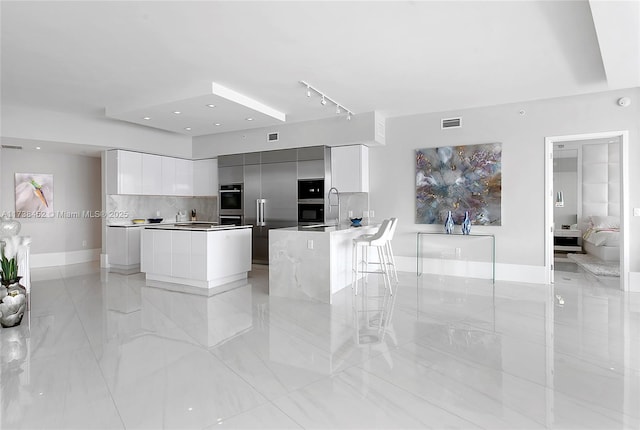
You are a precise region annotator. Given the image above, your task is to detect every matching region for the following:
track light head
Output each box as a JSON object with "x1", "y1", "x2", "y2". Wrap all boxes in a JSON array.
[{"x1": 300, "y1": 80, "x2": 353, "y2": 120}]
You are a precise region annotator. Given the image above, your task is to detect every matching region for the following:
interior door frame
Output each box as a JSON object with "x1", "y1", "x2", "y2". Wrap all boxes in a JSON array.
[{"x1": 544, "y1": 130, "x2": 629, "y2": 291}]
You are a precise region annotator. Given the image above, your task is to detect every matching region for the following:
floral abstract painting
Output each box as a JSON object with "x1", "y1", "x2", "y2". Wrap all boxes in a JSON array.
[
  {"x1": 416, "y1": 143, "x2": 502, "y2": 225},
  {"x1": 15, "y1": 173, "x2": 54, "y2": 218}
]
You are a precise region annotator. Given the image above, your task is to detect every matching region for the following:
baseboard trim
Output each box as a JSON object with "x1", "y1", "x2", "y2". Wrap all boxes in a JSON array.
[
  {"x1": 395, "y1": 256, "x2": 548, "y2": 284},
  {"x1": 31, "y1": 249, "x2": 100, "y2": 268}
]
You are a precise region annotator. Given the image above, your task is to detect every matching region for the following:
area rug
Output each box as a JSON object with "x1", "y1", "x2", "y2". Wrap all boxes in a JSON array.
[{"x1": 567, "y1": 253, "x2": 620, "y2": 277}]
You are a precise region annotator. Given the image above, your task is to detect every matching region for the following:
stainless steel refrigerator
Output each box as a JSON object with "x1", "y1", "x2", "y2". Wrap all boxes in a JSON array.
[{"x1": 243, "y1": 149, "x2": 298, "y2": 264}]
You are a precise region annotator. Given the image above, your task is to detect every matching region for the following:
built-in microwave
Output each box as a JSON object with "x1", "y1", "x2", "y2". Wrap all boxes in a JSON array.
[
  {"x1": 298, "y1": 179, "x2": 324, "y2": 201},
  {"x1": 298, "y1": 203, "x2": 324, "y2": 224},
  {"x1": 219, "y1": 184, "x2": 243, "y2": 212}
]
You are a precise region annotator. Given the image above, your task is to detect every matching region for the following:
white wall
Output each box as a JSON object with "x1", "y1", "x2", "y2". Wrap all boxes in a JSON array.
[
  {"x1": 1, "y1": 148, "x2": 102, "y2": 260},
  {"x1": 370, "y1": 88, "x2": 640, "y2": 279}
]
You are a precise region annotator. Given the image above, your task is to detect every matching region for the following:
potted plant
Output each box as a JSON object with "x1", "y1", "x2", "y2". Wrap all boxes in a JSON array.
[{"x1": 0, "y1": 236, "x2": 27, "y2": 328}]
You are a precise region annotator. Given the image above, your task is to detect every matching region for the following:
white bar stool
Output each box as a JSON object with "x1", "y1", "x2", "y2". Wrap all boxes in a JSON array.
[
  {"x1": 351, "y1": 219, "x2": 393, "y2": 296},
  {"x1": 385, "y1": 218, "x2": 399, "y2": 283}
]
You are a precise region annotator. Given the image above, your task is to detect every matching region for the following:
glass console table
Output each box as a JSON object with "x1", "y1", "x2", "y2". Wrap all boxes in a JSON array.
[{"x1": 416, "y1": 232, "x2": 495, "y2": 284}]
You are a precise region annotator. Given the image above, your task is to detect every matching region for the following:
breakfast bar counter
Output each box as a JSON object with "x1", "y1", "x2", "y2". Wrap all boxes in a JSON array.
[
  {"x1": 141, "y1": 224, "x2": 252, "y2": 295},
  {"x1": 269, "y1": 223, "x2": 380, "y2": 304}
]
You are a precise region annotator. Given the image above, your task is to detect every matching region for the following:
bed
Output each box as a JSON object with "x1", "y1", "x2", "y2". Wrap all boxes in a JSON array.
[{"x1": 582, "y1": 215, "x2": 620, "y2": 262}]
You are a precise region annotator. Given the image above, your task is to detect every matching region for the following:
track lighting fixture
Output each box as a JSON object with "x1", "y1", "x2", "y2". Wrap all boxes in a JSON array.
[{"x1": 299, "y1": 80, "x2": 354, "y2": 120}]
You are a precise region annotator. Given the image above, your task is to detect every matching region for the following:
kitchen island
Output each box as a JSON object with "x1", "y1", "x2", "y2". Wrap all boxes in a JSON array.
[
  {"x1": 141, "y1": 223, "x2": 252, "y2": 295},
  {"x1": 269, "y1": 223, "x2": 380, "y2": 304}
]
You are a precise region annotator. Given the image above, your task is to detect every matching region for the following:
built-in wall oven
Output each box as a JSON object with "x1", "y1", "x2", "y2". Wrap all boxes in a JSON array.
[
  {"x1": 219, "y1": 214, "x2": 244, "y2": 226},
  {"x1": 298, "y1": 202, "x2": 324, "y2": 224},
  {"x1": 220, "y1": 184, "x2": 243, "y2": 225},
  {"x1": 297, "y1": 179, "x2": 325, "y2": 224},
  {"x1": 220, "y1": 184, "x2": 243, "y2": 211},
  {"x1": 298, "y1": 179, "x2": 324, "y2": 201}
]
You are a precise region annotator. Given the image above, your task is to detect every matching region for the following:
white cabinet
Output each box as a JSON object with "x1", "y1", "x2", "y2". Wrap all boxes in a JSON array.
[
  {"x1": 175, "y1": 158, "x2": 193, "y2": 196},
  {"x1": 331, "y1": 145, "x2": 369, "y2": 192},
  {"x1": 142, "y1": 154, "x2": 162, "y2": 195},
  {"x1": 161, "y1": 156, "x2": 176, "y2": 195},
  {"x1": 193, "y1": 159, "x2": 218, "y2": 196},
  {"x1": 106, "y1": 150, "x2": 142, "y2": 195},
  {"x1": 106, "y1": 150, "x2": 217, "y2": 197},
  {"x1": 107, "y1": 226, "x2": 142, "y2": 273}
]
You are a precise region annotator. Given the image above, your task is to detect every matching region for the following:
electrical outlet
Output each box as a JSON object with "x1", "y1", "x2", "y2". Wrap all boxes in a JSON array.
[
  {"x1": 634, "y1": 208, "x2": 640, "y2": 216},
  {"x1": 370, "y1": 210, "x2": 375, "y2": 218},
  {"x1": 363, "y1": 210, "x2": 369, "y2": 218},
  {"x1": 348, "y1": 210, "x2": 353, "y2": 218},
  {"x1": 82, "y1": 240, "x2": 87, "y2": 247},
  {"x1": 307, "y1": 239, "x2": 314, "y2": 250}
]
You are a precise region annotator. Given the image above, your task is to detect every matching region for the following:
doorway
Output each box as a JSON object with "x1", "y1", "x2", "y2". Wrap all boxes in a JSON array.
[{"x1": 544, "y1": 131, "x2": 629, "y2": 290}]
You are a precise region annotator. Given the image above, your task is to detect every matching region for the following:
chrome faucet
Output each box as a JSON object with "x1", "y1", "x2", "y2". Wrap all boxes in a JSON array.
[{"x1": 328, "y1": 187, "x2": 340, "y2": 225}]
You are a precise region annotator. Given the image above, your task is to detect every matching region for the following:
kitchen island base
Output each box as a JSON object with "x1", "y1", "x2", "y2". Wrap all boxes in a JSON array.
[
  {"x1": 141, "y1": 225, "x2": 252, "y2": 295},
  {"x1": 269, "y1": 224, "x2": 379, "y2": 304}
]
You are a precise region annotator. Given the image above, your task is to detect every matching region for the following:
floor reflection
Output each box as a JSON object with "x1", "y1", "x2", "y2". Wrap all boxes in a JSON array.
[
  {"x1": 1, "y1": 262, "x2": 639, "y2": 429},
  {"x1": 141, "y1": 280, "x2": 253, "y2": 348}
]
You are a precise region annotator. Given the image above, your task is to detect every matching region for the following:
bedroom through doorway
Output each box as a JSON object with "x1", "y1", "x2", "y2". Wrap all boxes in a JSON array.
[{"x1": 545, "y1": 131, "x2": 629, "y2": 290}]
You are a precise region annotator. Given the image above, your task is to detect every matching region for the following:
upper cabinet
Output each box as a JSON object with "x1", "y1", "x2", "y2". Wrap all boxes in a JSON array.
[
  {"x1": 142, "y1": 154, "x2": 163, "y2": 195},
  {"x1": 161, "y1": 156, "x2": 176, "y2": 195},
  {"x1": 106, "y1": 150, "x2": 142, "y2": 195},
  {"x1": 331, "y1": 145, "x2": 369, "y2": 192},
  {"x1": 106, "y1": 150, "x2": 217, "y2": 197},
  {"x1": 193, "y1": 159, "x2": 219, "y2": 196},
  {"x1": 174, "y1": 158, "x2": 194, "y2": 196}
]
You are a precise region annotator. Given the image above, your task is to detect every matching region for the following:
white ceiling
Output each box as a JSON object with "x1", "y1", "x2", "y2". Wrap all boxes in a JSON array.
[{"x1": 1, "y1": 1, "x2": 639, "y2": 139}]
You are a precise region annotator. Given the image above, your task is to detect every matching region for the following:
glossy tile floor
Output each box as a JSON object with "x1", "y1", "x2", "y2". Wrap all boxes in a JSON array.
[{"x1": 1, "y1": 262, "x2": 639, "y2": 429}]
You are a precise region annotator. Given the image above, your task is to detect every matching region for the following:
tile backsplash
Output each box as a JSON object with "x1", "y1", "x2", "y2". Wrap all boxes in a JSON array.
[{"x1": 107, "y1": 195, "x2": 217, "y2": 224}]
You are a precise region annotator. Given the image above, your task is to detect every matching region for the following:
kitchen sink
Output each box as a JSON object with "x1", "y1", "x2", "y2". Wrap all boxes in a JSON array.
[{"x1": 300, "y1": 224, "x2": 337, "y2": 229}]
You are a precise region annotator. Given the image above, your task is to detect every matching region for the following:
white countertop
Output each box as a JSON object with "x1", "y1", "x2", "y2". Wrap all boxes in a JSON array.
[
  {"x1": 108, "y1": 221, "x2": 218, "y2": 228},
  {"x1": 143, "y1": 223, "x2": 251, "y2": 232},
  {"x1": 277, "y1": 222, "x2": 380, "y2": 234}
]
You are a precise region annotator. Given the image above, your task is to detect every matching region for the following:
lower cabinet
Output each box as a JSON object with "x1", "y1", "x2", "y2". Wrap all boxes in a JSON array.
[{"x1": 107, "y1": 226, "x2": 142, "y2": 274}]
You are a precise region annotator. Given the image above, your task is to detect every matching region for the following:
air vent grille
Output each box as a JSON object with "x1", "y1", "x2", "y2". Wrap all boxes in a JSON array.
[
  {"x1": 1, "y1": 145, "x2": 23, "y2": 150},
  {"x1": 267, "y1": 132, "x2": 279, "y2": 142},
  {"x1": 441, "y1": 117, "x2": 462, "y2": 129}
]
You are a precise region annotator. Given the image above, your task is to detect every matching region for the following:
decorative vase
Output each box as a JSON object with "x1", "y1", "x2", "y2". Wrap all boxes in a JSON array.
[
  {"x1": 462, "y1": 211, "x2": 471, "y2": 235},
  {"x1": 0, "y1": 279, "x2": 27, "y2": 328},
  {"x1": 0, "y1": 217, "x2": 21, "y2": 239},
  {"x1": 444, "y1": 211, "x2": 454, "y2": 234}
]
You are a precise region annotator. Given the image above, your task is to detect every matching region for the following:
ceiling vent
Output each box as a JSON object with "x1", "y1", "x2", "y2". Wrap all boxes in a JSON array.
[
  {"x1": 1, "y1": 145, "x2": 23, "y2": 150},
  {"x1": 441, "y1": 117, "x2": 462, "y2": 129},
  {"x1": 267, "y1": 132, "x2": 279, "y2": 142}
]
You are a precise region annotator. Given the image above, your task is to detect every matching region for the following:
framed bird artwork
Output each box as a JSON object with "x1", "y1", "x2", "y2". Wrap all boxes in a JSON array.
[{"x1": 15, "y1": 173, "x2": 54, "y2": 218}]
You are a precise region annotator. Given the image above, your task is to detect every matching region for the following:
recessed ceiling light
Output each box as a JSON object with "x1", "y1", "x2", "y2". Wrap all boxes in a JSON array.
[
  {"x1": 215, "y1": 123, "x2": 221, "y2": 126},
  {"x1": 206, "y1": 104, "x2": 216, "y2": 108},
  {"x1": 185, "y1": 127, "x2": 192, "y2": 131},
  {"x1": 245, "y1": 117, "x2": 254, "y2": 121},
  {"x1": 36, "y1": 146, "x2": 41, "y2": 150},
  {"x1": 143, "y1": 116, "x2": 151, "y2": 120},
  {"x1": 173, "y1": 111, "x2": 182, "y2": 115}
]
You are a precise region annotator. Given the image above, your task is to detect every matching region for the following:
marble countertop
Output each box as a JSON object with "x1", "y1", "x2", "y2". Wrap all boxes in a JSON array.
[
  {"x1": 108, "y1": 221, "x2": 218, "y2": 228},
  {"x1": 277, "y1": 222, "x2": 380, "y2": 234},
  {"x1": 143, "y1": 223, "x2": 251, "y2": 232}
]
